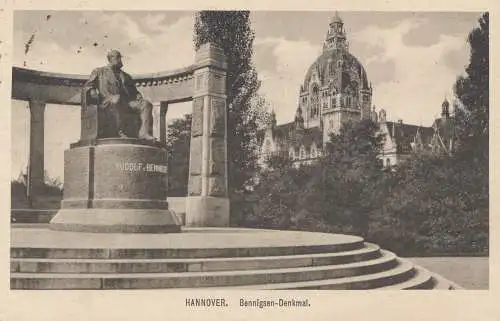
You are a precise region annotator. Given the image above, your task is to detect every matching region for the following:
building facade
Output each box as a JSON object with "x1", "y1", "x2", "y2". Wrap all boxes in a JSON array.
[{"x1": 258, "y1": 13, "x2": 456, "y2": 169}]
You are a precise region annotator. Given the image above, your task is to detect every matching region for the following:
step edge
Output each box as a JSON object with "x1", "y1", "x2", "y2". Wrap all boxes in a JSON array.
[
  {"x1": 10, "y1": 251, "x2": 398, "y2": 278},
  {"x1": 10, "y1": 244, "x2": 381, "y2": 264}
]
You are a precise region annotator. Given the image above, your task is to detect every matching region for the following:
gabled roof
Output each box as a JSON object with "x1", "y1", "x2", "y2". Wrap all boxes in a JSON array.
[
  {"x1": 288, "y1": 126, "x2": 323, "y2": 151},
  {"x1": 385, "y1": 121, "x2": 434, "y2": 154},
  {"x1": 258, "y1": 122, "x2": 323, "y2": 152}
]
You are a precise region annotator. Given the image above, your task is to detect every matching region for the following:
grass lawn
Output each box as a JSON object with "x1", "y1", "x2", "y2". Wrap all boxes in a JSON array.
[{"x1": 407, "y1": 257, "x2": 489, "y2": 289}]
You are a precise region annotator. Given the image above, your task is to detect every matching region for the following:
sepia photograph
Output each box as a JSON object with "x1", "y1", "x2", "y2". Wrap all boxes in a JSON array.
[{"x1": 9, "y1": 10, "x2": 489, "y2": 292}]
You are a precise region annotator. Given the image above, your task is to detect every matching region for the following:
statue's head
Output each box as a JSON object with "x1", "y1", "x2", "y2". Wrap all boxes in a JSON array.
[{"x1": 107, "y1": 50, "x2": 123, "y2": 69}]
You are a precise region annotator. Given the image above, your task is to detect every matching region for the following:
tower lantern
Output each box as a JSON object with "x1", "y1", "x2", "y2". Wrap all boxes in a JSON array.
[{"x1": 324, "y1": 11, "x2": 347, "y2": 51}]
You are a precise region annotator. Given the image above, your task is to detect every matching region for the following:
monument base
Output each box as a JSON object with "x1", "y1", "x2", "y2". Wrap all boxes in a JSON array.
[
  {"x1": 49, "y1": 138, "x2": 181, "y2": 233},
  {"x1": 50, "y1": 208, "x2": 180, "y2": 233},
  {"x1": 185, "y1": 196, "x2": 230, "y2": 227}
]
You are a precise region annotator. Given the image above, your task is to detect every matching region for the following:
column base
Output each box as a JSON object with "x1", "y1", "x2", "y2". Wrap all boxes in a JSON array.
[
  {"x1": 49, "y1": 208, "x2": 181, "y2": 233},
  {"x1": 185, "y1": 196, "x2": 230, "y2": 227}
]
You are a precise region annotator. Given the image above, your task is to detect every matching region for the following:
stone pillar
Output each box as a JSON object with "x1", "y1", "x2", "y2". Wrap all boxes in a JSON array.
[
  {"x1": 152, "y1": 102, "x2": 161, "y2": 140},
  {"x1": 160, "y1": 102, "x2": 168, "y2": 144},
  {"x1": 27, "y1": 100, "x2": 46, "y2": 206},
  {"x1": 185, "y1": 43, "x2": 229, "y2": 227}
]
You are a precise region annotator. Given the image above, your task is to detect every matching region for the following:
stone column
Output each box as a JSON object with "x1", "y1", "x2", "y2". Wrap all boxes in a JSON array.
[
  {"x1": 27, "y1": 100, "x2": 46, "y2": 206},
  {"x1": 152, "y1": 102, "x2": 161, "y2": 140},
  {"x1": 160, "y1": 102, "x2": 168, "y2": 144},
  {"x1": 185, "y1": 43, "x2": 229, "y2": 227}
]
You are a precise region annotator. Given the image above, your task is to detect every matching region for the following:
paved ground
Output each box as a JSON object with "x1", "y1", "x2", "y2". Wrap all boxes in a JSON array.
[
  {"x1": 408, "y1": 257, "x2": 489, "y2": 289},
  {"x1": 11, "y1": 226, "x2": 362, "y2": 249}
]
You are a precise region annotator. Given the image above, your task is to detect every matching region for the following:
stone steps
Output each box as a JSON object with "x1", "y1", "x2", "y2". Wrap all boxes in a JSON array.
[
  {"x1": 10, "y1": 227, "x2": 461, "y2": 290},
  {"x1": 11, "y1": 250, "x2": 399, "y2": 289},
  {"x1": 413, "y1": 266, "x2": 460, "y2": 290},
  {"x1": 377, "y1": 266, "x2": 434, "y2": 290},
  {"x1": 202, "y1": 260, "x2": 416, "y2": 290},
  {"x1": 11, "y1": 241, "x2": 365, "y2": 260},
  {"x1": 11, "y1": 210, "x2": 57, "y2": 224},
  {"x1": 11, "y1": 243, "x2": 381, "y2": 274}
]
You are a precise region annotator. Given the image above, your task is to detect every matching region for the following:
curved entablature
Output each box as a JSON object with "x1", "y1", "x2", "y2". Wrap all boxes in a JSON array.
[{"x1": 11, "y1": 65, "x2": 195, "y2": 105}]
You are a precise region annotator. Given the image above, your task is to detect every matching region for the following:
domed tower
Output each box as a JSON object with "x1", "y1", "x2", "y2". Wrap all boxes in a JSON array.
[{"x1": 298, "y1": 12, "x2": 373, "y2": 147}]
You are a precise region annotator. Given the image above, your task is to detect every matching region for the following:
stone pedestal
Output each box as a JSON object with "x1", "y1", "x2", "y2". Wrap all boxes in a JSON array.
[
  {"x1": 185, "y1": 43, "x2": 230, "y2": 227},
  {"x1": 49, "y1": 138, "x2": 181, "y2": 233}
]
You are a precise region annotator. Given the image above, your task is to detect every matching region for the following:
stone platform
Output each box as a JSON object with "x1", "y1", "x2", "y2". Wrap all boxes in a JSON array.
[{"x1": 10, "y1": 226, "x2": 462, "y2": 290}]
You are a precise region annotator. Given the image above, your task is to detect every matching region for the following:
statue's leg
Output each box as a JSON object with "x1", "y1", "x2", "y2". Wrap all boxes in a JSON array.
[
  {"x1": 111, "y1": 103, "x2": 128, "y2": 138},
  {"x1": 129, "y1": 100, "x2": 155, "y2": 141}
]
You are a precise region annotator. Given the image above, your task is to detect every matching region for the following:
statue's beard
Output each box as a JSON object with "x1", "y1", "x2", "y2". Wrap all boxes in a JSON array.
[{"x1": 111, "y1": 61, "x2": 123, "y2": 69}]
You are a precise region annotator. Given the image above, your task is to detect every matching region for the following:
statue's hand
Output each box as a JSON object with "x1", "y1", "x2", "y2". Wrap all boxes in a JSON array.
[
  {"x1": 101, "y1": 94, "x2": 120, "y2": 108},
  {"x1": 110, "y1": 95, "x2": 120, "y2": 105},
  {"x1": 89, "y1": 89, "x2": 99, "y2": 100}
]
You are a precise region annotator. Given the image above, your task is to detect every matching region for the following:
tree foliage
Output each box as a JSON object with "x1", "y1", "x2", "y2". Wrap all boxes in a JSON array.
[
  {"x1": 247, "y1": 119, "x2": 389, "y2": 237},
  {"x1": 166, "y1": 114, "x2": 191, "y2": 197},
  {"x1": 11, "y1": 169, "x2": 63, "y2": 209},
  {"x1": 453, "y1": 12, "x2": 489, "y2": 160},
  {"x1": 377, "y1": 152, "x2": 488, "y2": 255},
  {"x1": 247, "y1": 114, "x2": 488, "y2": 255}
]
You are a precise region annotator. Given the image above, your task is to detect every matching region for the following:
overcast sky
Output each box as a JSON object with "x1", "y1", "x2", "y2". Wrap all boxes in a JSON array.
[{"x1": 11, "y1": 11, "x2": 481, "y2": 180}]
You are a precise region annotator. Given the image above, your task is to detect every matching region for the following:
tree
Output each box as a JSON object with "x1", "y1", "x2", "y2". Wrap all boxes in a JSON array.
[
  {"x1": 311, "y1": 119, "x2": 387, "y2": 236},
  {"x1": 166, "y1": 114, "x2": 192, "y2": 197},
  {"x1": 245, "y1": 154, "x2": 313, "y2": 230},
  {"x1": 378, "y1": 152, "x2": 489, "y2": 255},
  {"x1": 194, "y1": 11, "x2": 265, "y2": 224},
  {"x1": 453, "y1": 12, "x2": 489, "y2": 160},
  {"x1": 371, "y1": 13, "x2": 490, "y2": 256},
  {"x1": 247, "y1": 119, "x2": 389, "y2": 237},
  {"x1": 11, "y1": 168, "x2": 63, "y2": 209},
  {"x1": 264, "y1": 152, "x2": 294, "y2": 170}
]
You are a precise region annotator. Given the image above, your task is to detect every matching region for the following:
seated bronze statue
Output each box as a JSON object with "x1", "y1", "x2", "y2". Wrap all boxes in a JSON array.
[{"x1": 80, "y1": 50, "x2": 156, "y2": 141}]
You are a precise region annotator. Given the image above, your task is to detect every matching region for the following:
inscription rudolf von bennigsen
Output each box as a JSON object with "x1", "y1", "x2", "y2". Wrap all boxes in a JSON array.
[{"x1": 117, "y1": 162, "x2": 168, "y2": 173}]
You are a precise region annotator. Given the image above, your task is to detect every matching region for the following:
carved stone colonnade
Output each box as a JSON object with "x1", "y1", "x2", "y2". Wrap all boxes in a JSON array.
[{"x1": 11, "y1": 43, "x2": 230, "y2": 227}]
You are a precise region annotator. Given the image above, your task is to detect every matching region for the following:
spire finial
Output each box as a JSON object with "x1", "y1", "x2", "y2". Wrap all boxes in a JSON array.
[{"x1": 331, "y1": 11, "x2": 343, "y2": 24}]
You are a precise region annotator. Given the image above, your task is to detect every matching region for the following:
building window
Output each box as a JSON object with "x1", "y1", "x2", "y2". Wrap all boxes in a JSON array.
[
  {"x1": 377, "y1": 159, "x2": 383, "y2": 169},
  {"x1": 345, "y1": 96, "x2": 352, "y2": 108},
  {"x1": 300, "y1": 146, "x2": 306, "y2": 159},
  {"x1": 289, "y1": 148, "x2": 295, "y2": 160},
  {"x1": 311, "y1": 86, "x2": 320, "y2": 119}
]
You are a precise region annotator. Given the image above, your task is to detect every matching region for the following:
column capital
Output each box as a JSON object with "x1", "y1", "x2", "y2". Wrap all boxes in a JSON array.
[
  {"x1": 29, "y1": 99, "x2": 46, "y2": 108},
  {"x1": 194, "y1": 43, "x2": 227, "y2": 71},
  {"x1": 28, "y1": 100, "x2": 46, "y2": 115}
]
